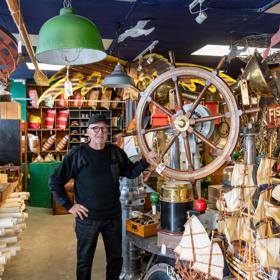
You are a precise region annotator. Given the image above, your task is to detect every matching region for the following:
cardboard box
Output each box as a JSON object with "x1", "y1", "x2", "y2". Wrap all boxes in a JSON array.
[
  {"x1": 208, "y1": 184, "x2": 224, "y2": 200},
  {"x1": 0, "y1": 174, "x2": 7, "y2": 184},
  {"x1": 0, "y1": 102, "x2": 21, "y2": 119},
  {"x1": 151, "y1": 116, "x2": 169, "y2": 127},
  {"x1": 151, "y1": 104, "x2": 170, "y2": 127},
  {"x1": 208, "y1": 184, "x2": 232, "y2": 209}
]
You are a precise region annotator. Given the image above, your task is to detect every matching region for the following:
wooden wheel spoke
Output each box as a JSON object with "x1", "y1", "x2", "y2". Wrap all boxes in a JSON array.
[
  {"x1": 242, "y1": 108, "x2": 261, "y2": 115},
  {"x1": 182, "y1": 132, "x2": 193, "y2": 171},
  {"x1": 143, "y1": 125, "x2": 171, "y2": 134},
  {"x1": 144, "y1": 168, "x2": 155, "y2": 182},
  {"x1": 173, "y1": 76, "x2": 183, "y2": 109},
  {"x1": 144, "y1": 130, "x2": 179, "y2": 181},
  {"x1": 150, "y1": 100, "x2": 173, "y2": 118},
  {"x1": 182, "y1": 92, "x2": 197, "y2": 102},
  {"x1": 186, "y1": 82, "x2": 211, "y2": 118},
  {"x1": 161, "y1": 131, "x2": 180, "y2": 158},
  {"x1": 191, "y1": 129, "x2": 218, "y2": 151},
  {"x1": 193, "y1": 114, "x2": 226, "y2": 124}
]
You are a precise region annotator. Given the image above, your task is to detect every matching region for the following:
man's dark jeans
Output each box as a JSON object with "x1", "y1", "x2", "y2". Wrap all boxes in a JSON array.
[{"x1": 75, "y1": 217, "x2": 122, "y2": 280}]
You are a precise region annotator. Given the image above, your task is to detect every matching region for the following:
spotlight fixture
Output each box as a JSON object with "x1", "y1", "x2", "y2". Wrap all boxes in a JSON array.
[
  {"x1": 146, "y1": 55, "x2": 154, "y2": 64},
  {"x1": 146, "y1": 48, "x2": 154, "y2": 64},
  {"x1": 189, "y1": 0, "x2": 208, "y2": 24},
  {"x1": 137, "y1": 62, "x2": 143, "y2": 72},
  {"x1": 195, "y1": 11, "x2": 208, "y2": 24}
]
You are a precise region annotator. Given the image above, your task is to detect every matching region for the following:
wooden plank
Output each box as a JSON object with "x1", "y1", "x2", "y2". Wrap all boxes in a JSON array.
[
  {"x1": 0, "y1": 181, "x2": 17, "y2": 203},
  {"x1": 0, "y1": 102, "x2": 21, "y2": 120}
]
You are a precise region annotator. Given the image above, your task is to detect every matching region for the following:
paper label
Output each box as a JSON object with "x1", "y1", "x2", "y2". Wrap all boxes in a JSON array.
[
  {"x1": 152, "y1": 204, "x2": 156, "y2": 215},
  {"x1": 156, "y1": 162, "x2": 166, "y2": 174},
  {"x1": 161, "y1": 243, "x2": 166, "y2": 255},
  {"x1": 240, "y1": 79, "x2": 250, "y2": 105}
]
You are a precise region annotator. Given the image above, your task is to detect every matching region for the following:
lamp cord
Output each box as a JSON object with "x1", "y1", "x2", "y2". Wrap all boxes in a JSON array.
[{"x1": 62, "y1": 48, "x2": 81, "y2": 64}]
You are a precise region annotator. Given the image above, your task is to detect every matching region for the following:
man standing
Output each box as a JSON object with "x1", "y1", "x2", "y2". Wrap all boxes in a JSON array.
[{"x1": 49, "y1": 114, "x2": 158, "y2": 280}]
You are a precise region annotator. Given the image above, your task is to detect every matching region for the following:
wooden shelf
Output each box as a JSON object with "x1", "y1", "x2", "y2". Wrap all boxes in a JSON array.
[
  {"x1": 26, "y1": 83, "x2": 125, "y2": 161},
  {"x1": 27, "y1": 106, "x2": 69, "y2": 109},
  {"x1": 28, "y1": 128, "x2": 69, "y2": 131},
  {"x1": 28, "y1": 150, "x2": 68, "y2": 153}
]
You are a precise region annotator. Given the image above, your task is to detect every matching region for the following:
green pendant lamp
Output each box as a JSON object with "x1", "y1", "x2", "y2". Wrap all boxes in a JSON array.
[
  {"x1": 102, "y1": 62, "x2": 135, "y2": 88},
  {"x1": 35, "y1": 1, "x2": 107, "y2": 65}
]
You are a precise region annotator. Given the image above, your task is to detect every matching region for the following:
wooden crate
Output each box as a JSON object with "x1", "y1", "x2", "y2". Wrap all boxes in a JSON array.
[
  {"x1": 208, "y1": 184, "x2": 232, "y2": 209},
  {"x1": 0, "y1": 102, "x2": 21, "y2": 119},
  {"x1": 126, "y1": 219, "x2": 159, "y2": 237},
  {"x1": 0, "y1": 174, "x2": 7, "y2": 184}
]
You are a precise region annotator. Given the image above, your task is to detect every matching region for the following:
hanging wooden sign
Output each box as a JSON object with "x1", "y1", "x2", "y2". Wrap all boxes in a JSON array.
[{"x1": 266, "y1": 104, "x2": 280, "y2": 128}]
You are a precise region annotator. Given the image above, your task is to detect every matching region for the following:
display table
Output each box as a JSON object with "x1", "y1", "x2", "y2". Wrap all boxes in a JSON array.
[
  {"x1": 27, "y1": 161, "x2": 61, "y2": 208},
  {"x1": 126, "y1": 232, "x2": 175, "y2": 259}
]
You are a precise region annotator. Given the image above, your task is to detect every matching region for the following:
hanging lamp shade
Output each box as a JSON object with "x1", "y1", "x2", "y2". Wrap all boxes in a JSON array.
[
  {"x1": 102, "y1": 63, "x2": 135, "y2": 88},
  {"x1": 35, "y1": 8, "x2": 107, "y2": 65}
]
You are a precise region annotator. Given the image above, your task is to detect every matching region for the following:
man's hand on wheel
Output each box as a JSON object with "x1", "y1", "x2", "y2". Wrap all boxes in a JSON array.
[
  {"x1": 69, "y1": 204, "x2": 89, "y2": 220},
  {"x1": 147, "y1": 149, "x2": 161, "y2": 164}
]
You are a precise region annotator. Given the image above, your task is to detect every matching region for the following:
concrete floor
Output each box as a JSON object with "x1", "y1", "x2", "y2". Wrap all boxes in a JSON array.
[{"x1": 3, "y1": 207, "x2": 106, "y2": 280}]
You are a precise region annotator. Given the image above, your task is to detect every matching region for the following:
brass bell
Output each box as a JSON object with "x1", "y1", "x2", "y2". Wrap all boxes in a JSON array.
[{"x1": 242, "y1": 52, "x2": 279, "y2": 97}]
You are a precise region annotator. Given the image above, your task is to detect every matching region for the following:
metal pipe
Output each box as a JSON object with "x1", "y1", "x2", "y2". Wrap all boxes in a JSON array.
[
  {"x1": 120, "y1": 163, "x2": 145, "y2": 280},
  {"x1": 169, "y1": 137, "x2": 180, "y2": 170},
  {"x1": 243, "y1": 128, "x2": 257, "y2": 165},
  {"x1": 242, "y1": 126, "x2": 257, "y2": 185}
]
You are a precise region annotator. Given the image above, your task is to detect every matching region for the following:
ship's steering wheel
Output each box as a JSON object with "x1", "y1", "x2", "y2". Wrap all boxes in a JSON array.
[{"x1": 135, "y1": 54, "x2": 258, "y2": 181}]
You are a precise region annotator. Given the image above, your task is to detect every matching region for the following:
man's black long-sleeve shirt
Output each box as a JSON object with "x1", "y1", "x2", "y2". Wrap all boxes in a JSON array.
[{"x1": 49, "y1": 143, "x2": 149, "y2": 219}]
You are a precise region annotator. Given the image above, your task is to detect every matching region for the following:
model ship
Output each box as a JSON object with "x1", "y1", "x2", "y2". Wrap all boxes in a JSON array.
[
  {"x1": 217, "y1": 159, "x2": 280, "y2": 280},
  {"x1": 174, "y1": 215, "x2": 224, "y2": 280}
]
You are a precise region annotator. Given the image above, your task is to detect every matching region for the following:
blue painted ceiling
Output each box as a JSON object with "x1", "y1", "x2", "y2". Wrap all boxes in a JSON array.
[{"x1": 0, "y1": 0, "x2": 279, "y2": 79}]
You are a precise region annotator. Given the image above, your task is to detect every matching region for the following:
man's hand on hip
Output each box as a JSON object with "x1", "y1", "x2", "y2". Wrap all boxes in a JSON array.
[{"x1": 69, "y1": 203, "x2": 89, "y2": 220}]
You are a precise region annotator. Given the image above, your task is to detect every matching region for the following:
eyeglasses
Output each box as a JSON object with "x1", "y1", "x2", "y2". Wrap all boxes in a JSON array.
[{"x1": 89, "y1": 126, "x2": 108, "y2": 133}]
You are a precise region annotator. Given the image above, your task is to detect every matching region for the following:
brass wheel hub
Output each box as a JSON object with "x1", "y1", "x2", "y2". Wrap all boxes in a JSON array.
[{"x1": 174, "y1": 115, "x2": 190, "y2": 132}]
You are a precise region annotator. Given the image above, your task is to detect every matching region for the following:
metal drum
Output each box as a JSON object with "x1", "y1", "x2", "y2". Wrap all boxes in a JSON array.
[
  {"x1": 143, "y1": 263, "x2": 182, "y2": 280},
  {"x1": 160, "y1": 182, "x2": 193, "y2": 233}
]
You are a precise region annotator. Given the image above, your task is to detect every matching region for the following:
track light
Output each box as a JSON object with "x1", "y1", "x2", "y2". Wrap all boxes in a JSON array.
[
  {"x1": 133, "y1": 40, "x2": 159, "y2": 62},
  {"x1": 189, "y1": 0, "x2": 208, "y2": 24},
  {"x1": 146, "y1": 53, "x2": 154, "y2": 64},
  {"x1": 189, "y1": 0, "x2": 205, "y2": 12},
  {"x1": 195, "y1": 11, "x2": 208, "y2": 24},
  {"x1": 137, "y1": 62, "x2": 143, "y2": 72},
  {"x1": 145, "y1": 46, "x2": 154, "y2": 64}
]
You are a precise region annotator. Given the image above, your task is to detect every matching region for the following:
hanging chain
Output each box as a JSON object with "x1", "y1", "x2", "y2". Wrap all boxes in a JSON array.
[{"x1": 63, "y1": 0, "x2": 72, "y2": 8}]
